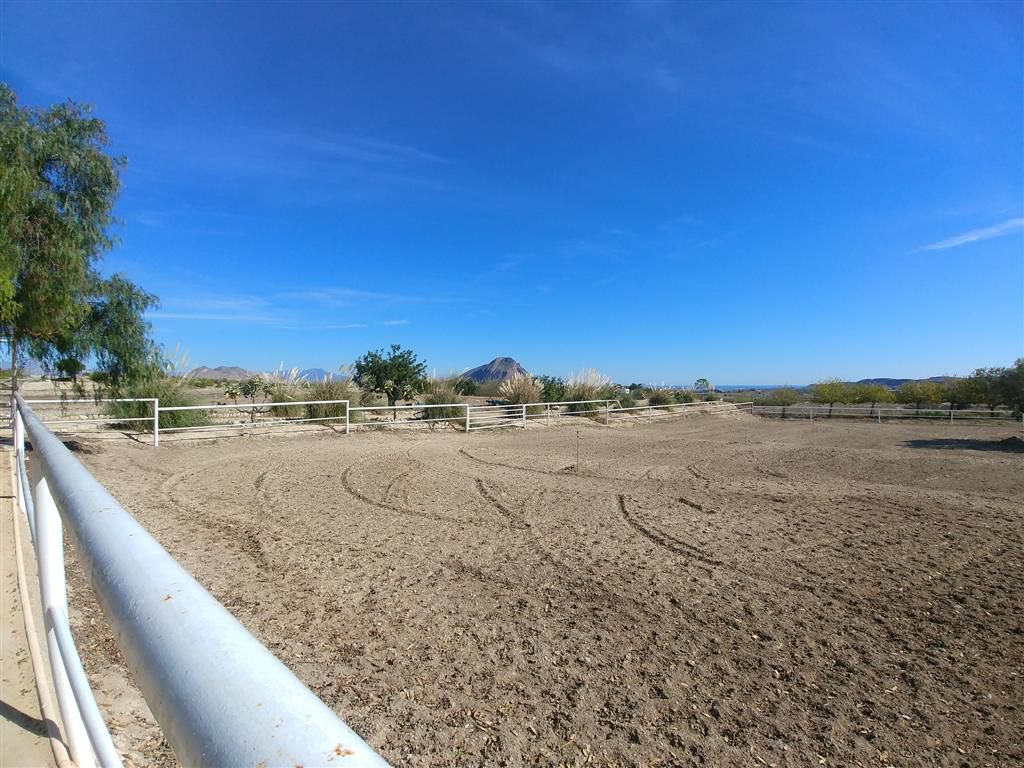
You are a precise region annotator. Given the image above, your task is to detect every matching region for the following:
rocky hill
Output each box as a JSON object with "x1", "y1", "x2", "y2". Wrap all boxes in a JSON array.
[
  {"x1": 188, "y1": 366, "x2": 256, "y2": 381},
  {"x1": 464, "y1": 357, "x2": 530, "y2": 383}
]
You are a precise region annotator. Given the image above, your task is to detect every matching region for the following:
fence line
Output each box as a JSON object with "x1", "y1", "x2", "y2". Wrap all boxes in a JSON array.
[
  {"x1": 11, "y1": 393, "x2": 390, "y2": 767},
  {"x1": 750, "y1": 405, "x2": 1019, "y2": 422}
]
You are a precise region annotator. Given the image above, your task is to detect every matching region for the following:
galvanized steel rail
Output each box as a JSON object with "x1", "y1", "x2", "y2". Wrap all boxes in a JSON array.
[{"x1": 12, "y1": 393, "x2": 390, "y2": 768}]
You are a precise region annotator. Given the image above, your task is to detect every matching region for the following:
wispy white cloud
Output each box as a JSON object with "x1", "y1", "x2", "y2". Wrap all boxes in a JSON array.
[
  {"x1": 284, "y1": 287, "x2": 464, "y2": 307},
  {"x1": 325, "y1": 323, "x2": 369, "y2": 329},
  {"x1": 920, "y1": 217, "x2": 1024, "y2": 251},
  {"x1": 381, "y1": 319, "x2": 409, "y2": 326},
  {"x1": 150, "y1": 312, "x2": 283, "y2": 325}
]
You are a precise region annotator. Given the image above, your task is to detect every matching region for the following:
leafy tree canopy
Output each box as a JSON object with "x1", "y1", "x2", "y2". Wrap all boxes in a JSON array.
[
  {"x1": 353, "y1": 344, "x2": 427, "y2": 406},
  {"x1": 849, "y1": 383, "x2": 894, "y2": 407},
  {"x1": 1, "y1": 84, "x2": 156, "y2": 387},
  {"x1": 896, "y1": 380, "x2": 946, "y2": 408},
  {"x1": 811, "y1": 378, "x2": 849, "y2": 405}
]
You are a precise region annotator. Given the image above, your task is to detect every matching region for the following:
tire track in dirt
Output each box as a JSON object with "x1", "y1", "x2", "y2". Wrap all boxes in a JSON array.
[
  {"x1": 159, "y1": 462, "x2": 271, "y2": 571},
  {"x1": 616, "y1": 494, "x2": 721, "y2": 569},
  {"x1": 339, "y1": 463, "x2": 482, "y2": 525},
  {"x1": 474, "y1": 479, "x2": 530, "y2": 530}
]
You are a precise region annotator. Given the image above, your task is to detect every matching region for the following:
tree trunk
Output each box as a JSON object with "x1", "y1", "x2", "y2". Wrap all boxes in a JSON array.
[{"x1": 10, "y1": 335, "x2": 18, "y2": 391}]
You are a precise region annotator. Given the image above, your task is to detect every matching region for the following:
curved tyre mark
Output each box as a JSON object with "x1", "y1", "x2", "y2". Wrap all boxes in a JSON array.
[
  {"x1": 339, "y1": 464, "x2": 475, "y2": 525},
  {"x1": 616, "y1": 494, "x2": 721, "y2": 569},
  {"x1": 474, "y1": 478, "x2": 530, "y2": 529}
]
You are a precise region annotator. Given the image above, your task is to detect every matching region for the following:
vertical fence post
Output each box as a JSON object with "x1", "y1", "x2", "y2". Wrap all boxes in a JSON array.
[
  {"x1": 522, "y1": 403, "x2": 527, "y2": 428},
  {"x1": 950, "y1": 409, "x2": 954, "y2": 424},
  {"x1": 465, "y1": 404, "x2": 471, "y2": 432},
  {"x1": 604, "y1": 401, "x2": 610, "y2": 426},
  {"x1": 809, "y1": 406, "x2": 813, "y2": 422},
  {"x1": 648, "y1": 405, "x2": 652, "y2": 424},
  {"x1": 153, "y1": 399, "x2": 160, "y2": 447},
  {"x1": 346, "y1": 400, "x2": 351, "y2": 435},
  {"x1": 546, "y1": 403, "x2": 550, "y2": 427},
  {"x1": 877, "y1": 409, "x2": 881, "y2": 424}
]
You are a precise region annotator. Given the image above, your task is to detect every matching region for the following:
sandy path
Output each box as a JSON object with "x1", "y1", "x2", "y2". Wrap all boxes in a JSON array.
[{"x1": 57, "y1": 413, "x2": 1023, "y2": 767}]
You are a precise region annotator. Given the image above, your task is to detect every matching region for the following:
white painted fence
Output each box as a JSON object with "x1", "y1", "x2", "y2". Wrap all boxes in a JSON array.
[
  {"x1": 11, "y1": 393, "x2": 390, "y2": 767},
  {"x1": 750, "y1": 404, "x2": 1020, "y2": 422}
]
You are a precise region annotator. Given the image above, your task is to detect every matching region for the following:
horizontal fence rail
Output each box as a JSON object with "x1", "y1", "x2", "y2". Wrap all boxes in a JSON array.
[
  {"x1": 12, "y1": 394, "x2": 390, "y2": 768},
  {"x1": 750, "y1": 405, "x2": 1019, "y2": 422}
]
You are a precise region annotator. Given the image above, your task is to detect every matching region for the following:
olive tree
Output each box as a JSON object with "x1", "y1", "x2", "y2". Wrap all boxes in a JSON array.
[
  {"x1": 849, "y1": 383, "x2": 895, "y2": 415},
  {"x1": 896, "y1": 381, "x2": 946, "y2": 414},
  {"x1": 812, "y1": 379, "x2": 850, "y2": 416}
]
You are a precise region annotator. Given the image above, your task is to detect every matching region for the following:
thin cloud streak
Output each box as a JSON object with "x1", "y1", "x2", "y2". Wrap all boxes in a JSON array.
[{"x1": 921, "y1": 217, "x2": 1024, "y2": 251}]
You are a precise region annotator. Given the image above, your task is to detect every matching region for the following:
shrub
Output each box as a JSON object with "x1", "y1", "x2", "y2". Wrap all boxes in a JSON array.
[
  {"x1": 647, "y1": 389, "x2": 675, "y2": 407},
  {"x1": 565, "y1": 369, "x2": 613, "y2": 417},
  {"x1": 104, "y1": 377, "x2": 210, "y2": 432},
  {"x1": 673, "y1": 389, "x2": 697, "y2": 404},
  {"x1": 305, "y1": 377, "x2": 361, "y2": 424},
  {"x1": 419, "y1": 384, "x2": 465, "y2": 428},
  {"x1": 618, "y1": 393, "x2": 637, "y2": 409},
  {"x1": 269, "y1": 389, "x2": 305, "y2": 419},
  {"x1": 705, "y1": 392, "x2": 722, "y2": 402},
  {"x1": 537, "y1": 375, "x2": 567, "y2": 403}
]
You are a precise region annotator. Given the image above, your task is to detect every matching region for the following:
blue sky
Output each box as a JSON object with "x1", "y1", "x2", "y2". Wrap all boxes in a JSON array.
[{"x1": 3, "y1": 0, "x2": 1022, "y2": 384}]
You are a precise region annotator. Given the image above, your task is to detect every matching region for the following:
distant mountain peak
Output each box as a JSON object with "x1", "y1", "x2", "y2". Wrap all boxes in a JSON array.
[
  {"x1": 188, "y1": 365, "x2": 257, "y2": 381},
  {"x1": 464, "y1": 357, "x2": 530, "y2": 383}
]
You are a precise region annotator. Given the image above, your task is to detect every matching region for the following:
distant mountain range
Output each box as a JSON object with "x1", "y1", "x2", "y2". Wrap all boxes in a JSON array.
[
  {"x1": 188, "y1": 366, "x2": 334, "y2": 382},
  {"x1": 464, "y1": 357, "x2": 530, "y2": 383},
  {"x1": 183, "y1": 362, "x2": 954, "y2": 389},
  {"x1": 187, "y1": 366, "x2": 256, "y2": 381}
]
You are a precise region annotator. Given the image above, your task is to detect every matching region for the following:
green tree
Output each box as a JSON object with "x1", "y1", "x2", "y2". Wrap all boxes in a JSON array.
[
  {"x1": 812, "y1": 378, "x2": 850, "y2": 416},
  {"x1": 353, "y1": 344, "x2": 427, "y2": 409},
  {"x1": 537, "y1": 375, "x2": 566, "y2": 403},
  {"x1": 968, "y1": 367, "x2": 1007, "y2": 415},
  {"x1": 54, "y1": 357, "x2": 86, "y2": 382},
  {"x1": 1, "y1": 85, "x2": 155, "y2": 387},
  {"x1": 694, "y1": 377, "x2": 713, "y2": 393},
  {"x1": 995, "y1": 359, "x2": 1024, "y2": 416},
  {"x1": 946, "y1": 377, "x2": 981, "y2": 411},
  {"x1": 896, "y1": 380, "x2": 946, "y2": 414},
  {"x1": 849, "y1": 383, "x2": 895, "y2": 415},
  {"x1": 764, "y1": 386, "x2": 800, "y2": 417}
]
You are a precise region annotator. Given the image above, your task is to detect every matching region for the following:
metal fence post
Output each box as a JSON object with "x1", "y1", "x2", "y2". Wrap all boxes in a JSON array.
[
  {"x1": 546, "y1": 403, "x2": 550, "y2": 427},
  {"x1": 809, "y1": 406, "x2": 813, "y2": 422},
  {"x1": 604, "y1": 401, "x2": 609, "y2": 426},
  {"x1": 522, "y1": 403, "x2": 527, "y2": 428},
  {"x1": 345, "y1": 400, "x2": 351, "y2": 435},
  {"x1": 648, "y1": 405, "x2": 652, "y2": 424},
  {"x1": 465, "y1": 403, "x2": 471, "y2": 432},
  {"x1": 153, "y1": 399, "x2": 160, "y2": 447}
]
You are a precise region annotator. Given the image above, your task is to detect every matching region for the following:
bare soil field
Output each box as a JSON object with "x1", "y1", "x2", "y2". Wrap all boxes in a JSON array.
[{"x1": 62, "y1": 412, "x2": 1022, "y2": 767}]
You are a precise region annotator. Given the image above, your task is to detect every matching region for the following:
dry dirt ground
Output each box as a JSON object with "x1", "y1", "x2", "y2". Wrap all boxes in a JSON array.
[{"x1": 58, "y1": 411, "x2": 1023, "y2": 767}]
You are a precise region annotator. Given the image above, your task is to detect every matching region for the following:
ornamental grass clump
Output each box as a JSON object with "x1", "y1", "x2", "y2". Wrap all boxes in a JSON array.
[
  {"x1": 565, "y1": 369, "x2": 613, "y2": 418},
  {"x1": 305, "y1": 376, "x2": 362, "y2": 424},
  {"x1": 419, "y1": 382, "x2": 465, "y2": 428},
  {"x1": 498, "y1": 374, "x2": 543, "y2": 414}
]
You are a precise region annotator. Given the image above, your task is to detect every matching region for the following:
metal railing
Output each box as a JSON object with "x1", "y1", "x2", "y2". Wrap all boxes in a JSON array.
[
  {"x1": 11, "y1": 393, "x2": 390, "y2": 767},
  {"x1": 29, "y1": 396, "x2": 757, "y2": 439},
  {"x1": 750, "y1": 404, "x2": 1020, "y2": 422}
]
